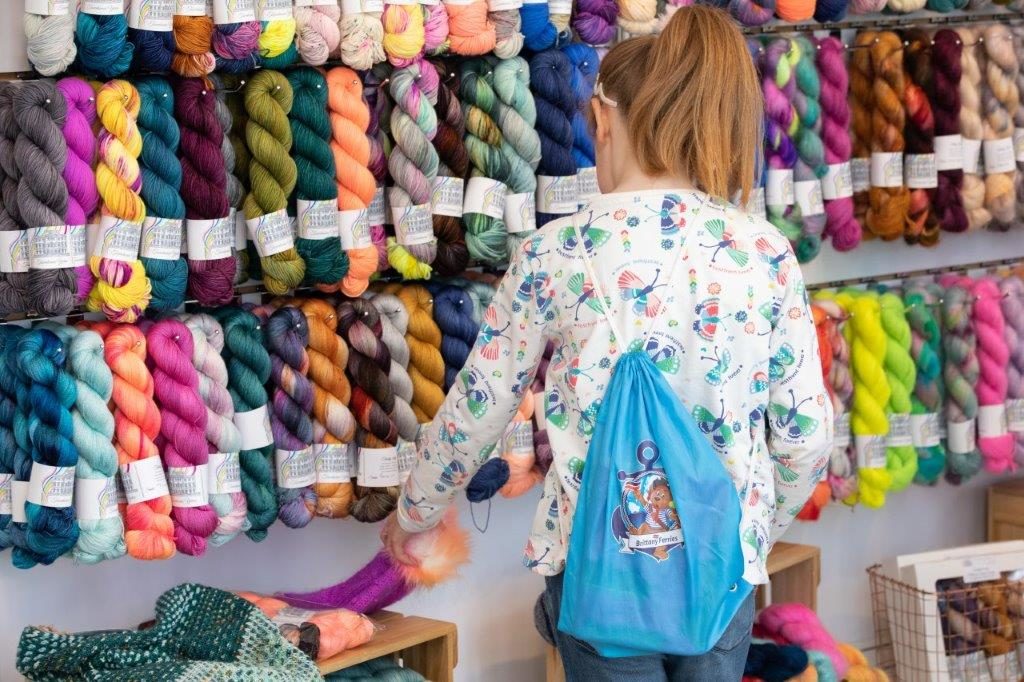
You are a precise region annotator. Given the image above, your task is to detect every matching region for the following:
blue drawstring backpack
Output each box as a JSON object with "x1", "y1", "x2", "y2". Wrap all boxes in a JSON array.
[{"x1": 557, "y1": 215, "x2": 753, "y2": 658}]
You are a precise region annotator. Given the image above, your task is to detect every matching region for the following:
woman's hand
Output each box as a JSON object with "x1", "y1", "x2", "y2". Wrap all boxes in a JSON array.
[{"x1": 380, "y1": 512, "x2": 417, "y2": 566}]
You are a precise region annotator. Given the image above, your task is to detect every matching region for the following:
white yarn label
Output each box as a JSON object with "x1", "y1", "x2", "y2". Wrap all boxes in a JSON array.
[
  {"x1": 140, "y1": 217, "x2": 184, "y2": 261},
  {"x1": 234, "y1": 209, "x2": 247, "y2": 251},
  {"x1": 393, "y1": 202, "x2": 435, "y2": 247},
  {"x1": 934, "y1": 134, "x2": 964, "y2": 171},
  {"x1": 235, "y1": 406, "x2": 274, "y2": 450},
  {"x1": 904, "y1": 154, "x2": 937, "y2": 189},
  {"x1": 1007, "y1": 399, "x2": 1024, "y2": 432},
  {"x1": 213, "y1": 0, "x2": 256, "y2": 23},
  {"x1": 885, "y1": 413, "x2": 912, "y2": 447},
  {"x1": 388, "y1": 0, "x2": 417, "y2": 5},
  {"x1": 548, "y1": 0, "x2": 570, "y2": 12},
  {"x1": 363, "y1": 0, "x2": 384, "y2": 10},
  {"x1": 120, "y1": 457, "x2": 170, "y2": 504},
  {"x1": 92, "y1": 215, "x2": 142, "y2": 261},
  {"x1": 465, "y1": 177, "x2": 509, "y2": 219},
  {"x1": 431, "y1": 177, "x2": 464, "y2": 218},
  {"x1": 983, "y1": 138, "x2": 1016, "y2": 175},
  {"x1": 0, "y1": 474, "x2": 11, "y2": 515},
  {"x1": 0, "y1": 231, "x2": 29, "y2": 274},
  {"x1": 272, "y1": 607, "x2": 315, "y2": 627},
  {"x1": 961, "y1": 138, "x2": 982, "y2": 174},
  {"x1": 910, "y1": 413, "x2": 941, "y2": 448},
  {"x1": 577, "y1": 167, "x2": 600, "y2": 206},
  {"x1": 357, "y1": 446, "x2": 400, "y2": 487},
  {"x1": 855, "y1": 435, "x2": 886, "y2": 469},
  {"x1": 947, "y1": 418, "x2": 977, "y2": 455},
  {"x1": 833, "y1": 412, "x2": 851, "y2": 449},
  {"x1": 25, "y1": 0, "x2": 70, "y2": 15},
  {"x1": 296, "y1": 199, "x2": 340, "y2": 241},
  {"x1": 765, "y1": 169, "x2": 794, "y2": 206},
  {"x1": 256, "y1": 0, "x2": 292, "y2": 20},
  {"x1": 207, "y1": 452, "x2": 242, "y2": 494},
  {"x1": 247, "y1": 209, "x2": 294, "y2": 257},
  {"x1": 1015, "y1": 129, "x2": 1024, "y2": 162},
  {"x1": 176, "y1": 0, "x2": 207, "y2": 15},
  {"x1": 794, "y1": 180, "x2": 824, "y2": 217},
  {"x1": 29, "y1": 226, "x2": 83, "y2": 270},
  {"x1": 82, "y1": 0, "x2": 124, "y2": 14},
  {"x1": 504, "y1": 420, "x2": 534, "y2": 455},
  {"x1": 168, "y1": 465, "x2": 209, "y2": 508},
  {"x1": 74, "y1": 477, "x2": 119, "y2": 521},
  {"x1": 850, "y1": 158, "x2": 870, "y2": 193},
  {"x1": 339, "y1": 209, "x2": 371, "y2": 249},
  {"x1": 130, "y1": 0, "x2": 174, "y2": 29},
  {"x1": 27, "y1": 463, "x2": 75, "y2": 509},
  {"x1": 186, "y1": 216, "x2": 233, "y2": 261},
  {"x1": 396, "y1": 440, "x2": 417, "y2": 484},
  {"x1": 116, "y1": 477, "x2": 127, "y2": 505},
  {"x1": 369, "y1": 186, "x2": 386, "y2": 225},
  {"x1": 505, "y1": 192, "x2": 537, "y2": 234},
  {"x1": 488, "y1": 0, "x2": 521, "y2": 10},
  {"x1": 296, "y1": 0, "x2": 341, "y2": 4},
  {"x1": 821, "y1": 162, "x2": 853, "y2": 200},
  {"x1": 870, "y1": 152, "x2": 903, "y2": 188},
  {"x1": 314, "y1": 443, "x2": 354, "y2": 483},
  {"x1": 536, "y1": 175, "x2": 578, "y2": 215},
  {"x1": 978, "y1": 404, "x2": 1008, "y2": 438},
  {"x1": 521, "y1": 0, "x2": 544, "y2": 4},
  {"x1": 11, "y1": 481, "x2": 27, "y2": 523},
  {"x1": 341, "y1": 0, "x2": 361, "y2": 12},
  {"x1": 444, "y1": 0, "x2": 476, "y2": 5},
  {"x1": 275, "y1": 449, "x2": 316, "y2": 489}
]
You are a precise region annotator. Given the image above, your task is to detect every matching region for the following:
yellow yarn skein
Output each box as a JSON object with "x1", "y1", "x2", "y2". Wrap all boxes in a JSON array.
[
  {"x1": 386, "y1": 283, "x2": 445, "y2": 422},
  {"x1": 382, "y1": 5, "x2": 426, "y2": 65},
  {"x1": 87, "y1": 79, "x2": 151, "y2": 323},
  {"x1": 878, "y1": 291, "x2": 918, "y2": 491},
  {"x1": 259, "y1": 17, "x2": 297, "y2": 60},
  {"x1": 386, "y1": 240, "x2": 432, "y2": 280}
]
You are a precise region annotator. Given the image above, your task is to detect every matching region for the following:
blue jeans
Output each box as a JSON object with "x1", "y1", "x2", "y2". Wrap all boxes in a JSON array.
[{"x1": 536, "y1": 573, "x2": 755, "y2": 681}]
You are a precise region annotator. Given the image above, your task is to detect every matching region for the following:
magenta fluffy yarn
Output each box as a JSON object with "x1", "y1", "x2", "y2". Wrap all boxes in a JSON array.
[
  {"x1": 756, "y1": 603, "x2": 849, "y2": 679},
  {"x1": 1001, "y1": 275, "x2": 1024, "y2": 465},
  {"x1": 56, "y1": 77, "x2": 98, "y2": 303},
  {"x1": 146, "y1": 318, "x2": 216, "y2": 557},
  {"x1": 278, "y1": 550, "x2": 412, "y2": 612},
  {"x1": 816, "y1": 37, "x2": 860, "y2": 252},
  {"x1": 973, "y1": 277, "x2": 1015, "y2": 472}
]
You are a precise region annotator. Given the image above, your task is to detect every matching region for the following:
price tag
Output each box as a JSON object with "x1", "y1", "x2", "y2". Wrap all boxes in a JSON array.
[
  {"x1": 536, "y1": 175, "x2": 578, "y2": 215},
  {"x1": 765, "y1": 169, "x2": 794, "y2": 206},
  {"x1": 296, "y1": 199, "x2": 340, "y2": 241},
  {"x1": 27, "y1": 463, "x2": 74, "y2": 508},
  {"x1": 168, "y1": 465, "x2": 210, "y2": 508},
  {"x1": 886, "y1": 413, "x2": 912, "y2": 447},
  {"x1": 213, "y1": 0, "x2": 256, "y2": 23},
  {"x1": 465, "y1": 177, "x2": 509, "y2": 219},
  {"x1": 392, "y1": 202, "x2": 435, "y2": 246},
  {"x1": 833, "y1": 412, "x2": 851, "y2": 449},
  {"x1": 207, "y1": 452, "x2": 242, "y2": 494},
  {"x1": 1008, "y1": 398, "x2": 1024, "y2": 432},
  {"x1": 339, "y1": 208, "x2": 371, "y2": 249},
  {"x1": 256, "y1": 0, "x2": 292, "y2": 20},
  {"x1": 910, "y1": 413, "x2": 941, "y2": 448},
  {"x1": 505, "y1": 192, "x2": 537, "y2": 234},
  {"x1": 935, "y1": 134, "x2": 964, "y2": 171},
  {"x1": 120, "y1": 457, "x2": 170, "y2": 504},
  {"x1": 821, "y1": 162, "x2": 853, "y2": 200},
  {"x1": 356, "y1": 446, "x2": 400, "y2": 487},
  {"x1": 577, "y1": 166, "x2": 600, "y2": 206},
  {"x1": 431, "y1": 177, "x2": 464, "y2": 218},
  {"x1": 962, "y1": 138, "x2": 982, "y2": 174},
  {"x1": 82, "y1": 0, "x2": 124, "y2": 14},
  {"x1": 794, "y1": 180, "x2": 824, "y2": 216},
  {"x1": 0, "y1": 230, "x2": 29, "y2": 274},
  {"x1": 978, "y1": 404, "x2": 1008, "y2": 438},
  {"x1": 26, "y1": 0, "x2": 70, "y2": 15},
  {"x1": 75, "y1": 477, "x2": 120, "y2": 521},
  {"x1": 275, "y1": 449, "x2": 316, "y2": 489},
  {"x1": 851, "y1": 158, "x2": 870, "y2": 193},
  {"x1": 235, "y1": 406, "x2": 274, "y2": 450},
  {"x1": 140, "y1": 217, "x2": 184, "y2": 261},
  {"x1": 247, "y1": 209, "x2": 294, "y2": 257},
  {"x1": 904, "y1": 154, "x2": 937, "y2": 189},
  {"x1": 984, "y1": 138, "x2": 1016, "y2": 174},
  {"x1": 962, "y1": 556, "x2": 1000, "y2": 584},
  {"x1": 947, "y1": 418, "x2": 976, "y2": 455},
  {"x1": 855, "y1": 434, "x2": 886, "y2": 469},
  {"x1": 313, "y1": 443, "x2": 354, "y2": 483},
  {"x1": 870, "y1": 152, "x2": 903, "y2": 188}
]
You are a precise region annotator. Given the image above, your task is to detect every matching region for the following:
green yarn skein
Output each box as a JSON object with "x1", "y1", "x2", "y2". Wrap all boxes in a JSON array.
[
  {"x1": 877, "y1": 291, "x2": 918, "y2": 491},
  {"x1": 904, "y1": 282, "x2": 946, "y2": 484}
]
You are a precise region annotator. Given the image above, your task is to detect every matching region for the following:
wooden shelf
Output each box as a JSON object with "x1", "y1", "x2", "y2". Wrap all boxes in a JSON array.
[
  {"x1": 988, "y1": 478, "x2": 1024, "y2": 542},
  {"x1": 318, "y1": 610, "x2": 458, "y2": 682}
]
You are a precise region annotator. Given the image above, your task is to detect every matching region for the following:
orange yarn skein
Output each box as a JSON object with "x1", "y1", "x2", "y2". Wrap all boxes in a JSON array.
[
  {"x1": 172, "y1": 14, "x2": 216, "y2": 77},
  {"x1": 958, "y1": 26, "x2": 991, "y2": 231},
  {"x1": 849, "y1": 31, "x2": 875, "y2": 234},
  {"x1": 391, "y1": 284, "x2": 446, "y2": 422},
  {"x1": 867, "y1": 32, "x2": 909, "y2": 241},
  {"x1": 446, "y1": 1, "x2": 496, "y2": 56}
]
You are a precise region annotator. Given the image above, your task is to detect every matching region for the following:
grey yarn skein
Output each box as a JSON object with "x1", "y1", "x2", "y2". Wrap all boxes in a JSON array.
[
  {"x1": 369, "y1": 292, "x2": 419, "y2": 441},
  {"x1": 210, "y1": 75, "x2": 248, "y2": 286},
  {"x1": 0, "y1": 84, "x2": 29, "y2": 315},
  {"x1": 24, "y1": 10, "x2": 77, "y2": 77},
  {"x1": 14, "y1": 81, "x2": 76, "y2": 317}
]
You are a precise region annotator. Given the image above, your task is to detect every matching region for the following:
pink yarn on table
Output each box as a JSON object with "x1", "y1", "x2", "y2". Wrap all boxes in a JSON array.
[
  {"x1": 1001, "y1": 275, "x2": 1024, "y2": 465},
  {"x1": 756, "y1": 603, "x2": 850, "y2": 679},
  {"x1": 146, "y1": 318, "x2": 216, "y2": 556},
  {"x1": 972, "y1": 277, "x2": 1015, "y2": 472}
]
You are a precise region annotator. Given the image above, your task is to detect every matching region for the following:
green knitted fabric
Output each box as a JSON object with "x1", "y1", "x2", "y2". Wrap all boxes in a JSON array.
[
  {"x1": 17, "y1": 584, "x2": 321, "y2": 681},
  {"x1": 324, "y1": 656, "x2": 426, "y2": 681}
]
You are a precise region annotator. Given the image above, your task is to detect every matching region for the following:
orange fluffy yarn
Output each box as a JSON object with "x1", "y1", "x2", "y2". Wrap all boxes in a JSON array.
[
  {"x1": 396, "y1": 508, "x2": 471, "y2": 587},
  {"x1": 839, "y1": 643, "x2": 890, "y2": 681},
  {"x1": 867, "y1": 32, "x2": 909, "y2": 241},
  {"x1": 235, "y1": 592, "x2": 375, "y2": 661}
]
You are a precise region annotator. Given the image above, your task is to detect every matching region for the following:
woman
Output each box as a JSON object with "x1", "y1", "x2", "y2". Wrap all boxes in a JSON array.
[{"x1": 383, "y1": 7, "x2": 832, "y2": 680}]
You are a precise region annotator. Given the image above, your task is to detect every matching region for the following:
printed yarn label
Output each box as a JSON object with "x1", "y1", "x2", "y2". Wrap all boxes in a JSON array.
[
  {"x1": 11, "y1": 481, "x2": 27, "y2": 523},
  {"x1": 548, "y1": 0, "x2": 571, "y2": 12},
  {"x1": 444, "y1": 0, "x2": 477, "y2": 5},
  {"x1": 984, "y1": 138, "x2": 1016, "y2": 174},
  {"x1": 213, "y1": 0, "x2": 255, "y2": 23},
  {"x1": 870, "y1": 152, "x2": 903, "y2": 188},
  {"x1": 168, "y1": 465, "x2": 209, "y2": 508},
  {"x1": 116, "y1": 477, "x2": 127, "y2": 505},
  {"x1": 821, "y1": 162, "x2": 853, "y2": 200},
  {"x1": 910, "y1": 413, "x2": 941, "y2": 448},
  {"x1": 396, "y1": 440, "x2": 417, "y2": 484},
  {"x1": 0, "y1": 473, "x2": 11, "y2": 515},
  {"x1": 904, "y1": 154, "x2": 938, "y2": 189},
  {"x1": 465, "y1": 177, "x2": 509, "y2": 219},
  {"x1": 978, "y1": 404, "x2": 1008, "y2": 438},
  {"x1": 833, "y1": 412, "x2": 851, "y2": 449},
  {"x1": 82, "y1": 0, "x2": 123, "y2": 14},
  {"x1": 26, "y1": 0, "x2": 70, "y2": 15},
  {"x1": 392, "y1": 202, "x2": 434, "y2": 246},
  {"x1": 186, "y1": 216, "x2": 233, "y2": 260},
  {"x1": 27, "y1": 463, "x2": 75, "y2": 509},
  {"x1": 75, "y1": 477, "x2": 119, "y2": 521},
  {"x1": 272, "y1": 607, "x2": 315, "y2": 627},
  {"x1": 176, "y1": 0, "x2": 207, "y2": 15},
  {"x1": 235, "y1": 406, "x2": 274, "y2": 450},
  {"x1": 247, "y1": 209, "x2": 294, "y2": 257},
  {"x1": 521, "y1": 0, "x2": 545, "y2": 4},
  {"x1": 850, "y1": 158, "x2": 870, "y2": 193},
  {"x1": 794, "y1": 180, "x2": 824, "y2": 216},
  {"x1": 765, "y1": 169, "x2": 794, "y2": 206},
  {"x1": 362, "y1": 0, "x2": 384, "y2": 10},
  {"x1": 275, "y1": 449, "x2": 316, "y2": 489},
  {"x1": 339, "y1": 208, "x2": 371, "y2": 249},
  {"x1": 340, "y1": 0, "x2": 362, "y2": 11},
  {"x1": 947, "y1": 418, "x2": 977, "y2": 455},
  {"x1": 577, "y1": 167, "x2": 600, "y2": 206},
  {"x1": 488, "y1": 0, "x2": 522, "y2": 10},
  {"x1": 0, "y1": 230, "x2": 29, "y2": 273},
  {"x1": 962, "y1": 138, "x2": 982, "y2": 175},
  {"x1": 256, "y1": 0, "x2": 291, "y2": 19},
  {"x1": 1008, "y1": 398, "x2": 1024, "y2": 432},
  {"x1": 962, "y1": 556, "x2": 999, "y2": 584},
  {"x1": 207, "y1": 452, "x2": 242, "y2": 494},
  {"x1": 935, "y1": 134, "x2": 964, "y2": 171},
  {"x1": 855, "y1": 434, "x2": 886, "y2": 469},
  {"x1": 885, "y1": 413, "x2": 913, "y2": 447},
  {"x1": 29, "y1": 225, "x2": 85, "y2": 270},
  {"x1": 386, "y1": 0, "x2": 416, "y2": 5},
  {"x1": 296, "y1": 199, "x2": 340, "y2": 241},
  {"x1": 140, "y1": 217, "x2": 184, "y2": 261},
  {"x1": 504, "y1": 420, "x2": 534, "y2": 455},
  {"x1": 536, "y1": 175, "x2": 578, "y2": 215},
  {"x1": 420, "y1": 0, "x2": 440, "y2": 6},
  {"x1": 296, "y1": 0, "x2": 339, "y2": 4},
  {"x1": 92, "y1": 215, "x2": 142, "y2": 261},
  {"x1": 314, "y1": 443, "x2": 354, "y2": 484},
  {"x1": 356, "y1": 446, "x2": 400, "y2": 487},
  {"x1": 431, "y1": 177, "x2": 464, "y2": 218},
  {"x1": 369, "y1": 186, "x2": 386, "y2": 225},
  {"x1": 234, "y1": 209, "x2": 247, "y2": 250},
  {"x1": 129, "y1": 0, "x2": 174, "y2": 29},
  {"x1": 120, "y1": 460, "x2": 169, "y2": 505},
  {"x1": 505, "y1": 192, "x2": 537, "y2": 234}
]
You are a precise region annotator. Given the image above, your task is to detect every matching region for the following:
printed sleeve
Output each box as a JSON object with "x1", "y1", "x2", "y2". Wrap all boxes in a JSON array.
[
  {"x1": 397, "y1": 244, "x2": 549, "y2": 532},
  {"x1": 766, "y1": 260, "x2": 833, "y2": 545}
]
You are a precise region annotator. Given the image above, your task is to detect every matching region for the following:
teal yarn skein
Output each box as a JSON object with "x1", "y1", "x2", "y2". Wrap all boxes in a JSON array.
[
  {"x1": 4, "y1": 326, "x2": 29, "y2": 559},
  {"x1": 288, "y1": 67, "x2": 347, "y2": 288},
  {"x1": 136, "y1": 76, "x2": 189, "y2": 311},
  {"x1": 75, "y1": 10, "x2": 134, "y2": 79},
  {"x1": 14, "y1": 329, "x2": 80, "y2": 568},
  {"x1": 792, "y1": 36, "x2": 828, "y2": 264},
  {"x1": 0, "y1": 327, "x2": 18, "y2": 552},
  {"x1": 905, "y1": 282, "x2": 946, "y2": 484}
]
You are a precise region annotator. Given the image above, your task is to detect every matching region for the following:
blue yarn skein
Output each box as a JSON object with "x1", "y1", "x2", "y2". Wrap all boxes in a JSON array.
[
  {"x1": 75, "y1": 11, "x2": 134, "y2": 79},
  {"x1": 521, "y1": 2, "x2": 560, "y2": 53},
  {"x1": 744, "y1": 640, "x2": 810, "y2": 682},
  {"x1": 529, "y1": 49, "x2": 577, "y2": 228},
  {"x1": 4, "y1": 326, "x2": 29, "y2": 561},
  {"x1": 467, "y1": 456, "x2": 511, "y2": 502},
  {"x1": 432, "y1": 285, "x2": 479, "y2": 392},
  {"x1": 561, "y1": 43, "x2": 598, "y2": 200},
  {"x1": 15, "y1": 329, "x2": 80, "y2": 568},
  {"x1": 136, "y1": 76, "x2": 189, "y2": 311},
  {"x1": 813, "y1": 0, "x2": 847, "y2": 23},
  {"x1": 0, "y1": 327, "x2": 17, "y2": 552},
  {"x1": 129, "y1": 10, "x2": 176, "y2": 73}
]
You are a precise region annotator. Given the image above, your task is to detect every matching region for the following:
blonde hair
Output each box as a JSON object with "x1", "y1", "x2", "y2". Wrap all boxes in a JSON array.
[{"x1": 598, "y1": 6, "x2": 762, "y2": 203}]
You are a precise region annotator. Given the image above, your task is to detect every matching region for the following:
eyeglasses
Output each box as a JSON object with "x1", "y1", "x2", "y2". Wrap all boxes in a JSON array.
[{"x1": 593, "y1": 78, "x2": 618, "y2": 108}]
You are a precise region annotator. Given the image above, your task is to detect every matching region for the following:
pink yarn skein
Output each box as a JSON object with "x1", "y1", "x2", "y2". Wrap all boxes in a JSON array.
[
  {"x1": 146, "y1": 318, "x2": 216, "y2": 556},
  {"x1": 816, "y1": 37, "x2": 860, "y2": 252},
  {"x1": 756, "y1": 603, "x2": 849, "y2": 678},
  {"x1": 1001, "y1": 275, "x2": 1024, "y2": 465},
  {"x1": 973, "y1": 277, "x2": 1015, "y2": 472}
]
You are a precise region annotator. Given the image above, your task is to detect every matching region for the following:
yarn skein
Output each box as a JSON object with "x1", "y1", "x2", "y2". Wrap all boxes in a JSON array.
[
  {"x1": 813, "y1": 294, "x2": 857, "y2": 501},
  {"x1": 941, "y1": 275, "x2": 984, "y2": 484},
  {"x1": 877, "y1": 292, "x2": 918, "y2": 491},
  {"x1": 383, "y1": 2, "x2": 426, "y2": 67},
  {"x1": 848, "y1": 31, "x2": 874, "y2": 232},
  {"x1": 866, "y1": 33, "x2": 910, "y2": 241},
  {"x1": 903, "y1": 29, "x2": 940, "y2": 247},
  {"x1": 812, "y1": 0, "x2": 845, "y2": 21},
  {"x1": 135, "y1": 76, "x2": 188, "y2": 311},
  {"x1": 288, "y1": 67, "x2": 346, "y2": 289},
  {"x1": 932, "y1": 30, "x2": 968, "y2": 234},
  {"x1": 295, "y1": 3, "x2": 342, "y2": 65},
  {"x1": 429, "y1": 60, "x2": 471, "y2": 277},
  {"x1": 958, "y1": 27, "x2": 991, "y2": 231},
  {"x1": 387, "y1": 59, "x2": 440, "y2": 280},
  {"x1": 365, "y1": 67, "x2": 392, "y2": 272},
  {"x1": 731, "y1": 0, "x2": 775, "y2": 26},
  {"x1": 75, "y1": 7, "x2": 134, "y2": 79},
  {"x1": 432, "y1": 284, "x2": 478, "y2": 392},
  {"x1": 903, "y1": 282, "x2": 946, "y2": 485},
  {"x1": 562, "y1": 42, "x2": 598, "y2": 223},
  {"x1": 446, "y1": 0, "x2": 496, "y2": 56},
  {"x1": 0, "y1": 329, "x2": 22, "y2": 553},
  {"x1": 209, "y1": 75, "x2": 250, "y2": 286},
  {"x1": 24, "y1": 3, "x2": 76, "y2": 77},
  {"x1": 147, "y1": 318, "x2": 215, "y2": 557},
  {"x1": 244, "y1": 71, "x2": 305, "y2": 293},
  {"x1": 816, "y1": 37, "x2": 859, "y2": 252},
  {"x1": 5, "y1": 326, "x2": 32, "y2": 560},
  {"x1": 210, "y1": 306, "x2": 278, "y2": 542},
  {"x1": 172, "y1": 5, "x2": 216, "y2": 77},
  {"x1": 129, "y1": 0, "x2": 176, "y2": 73},
  {"x1": 423, "y1": 2, "x2": 449, "y2": 56},
  {"x1": 259, "y1": 2, "x2": 299, "y2": 69},
  {"x1": 1000, "y1": 276, "x2": 1024, "y2": 466},
  {"x1": 327, "y1": 67, "x2": 378, "y2": 297},
  {"x1": 491, "y1": 0, "x2": 524, "y2": 58},
  {"x1": 368, "y1": 292, "x2": 420, "y2": 443},
  {"x1": 338, "y1": 0, "x2": 386, "y2": 70},
  {"x1": 849, "y1": 0, "x2": 886, "y2": 14},
  {"x1": 618, "y1": 0, "x2": 657, "y2": 35},
  {"x1": 1013, "y1": 27, "x2": 1024, "y2": 223},
  {"x1": 87, "y1": 80, "x2": 151, "y2": 324},
  {"x1": 212, "y1": 5, "x2": 262, "y2": 74},
  {"x1": 0, "y1": 85, "x2": 30, "y2": 316},
  {"x1": 762, "y1": 38, "x2": 802, "y2": 244},
  {"x1": 791, "y1": 37, "x2": 827, "y2": 263},
  {"x1": 521, "y1": 0, "x2": 560, "y2": 53},
  {"x1": 574, "y1": 0, "x2": 617, "y2": 44},
  {"x1": 972, "y1": 277, "x2": 1015, "y2": 472},
  {"x1": 14, "y1": 80, "x2": 77, "y2": 317},
  {"x1": 775, "y1": 0, "x2": 813, "y2": 22},
  {"x1": 396, "y1": 284, "x2": 447, "y2": 423},
  {"x1": 981, "y1": 24, "x2": 1019, "y2": 232},
  {"x1": 530, "y1": 50, "x2": 577, "y2": 230}
]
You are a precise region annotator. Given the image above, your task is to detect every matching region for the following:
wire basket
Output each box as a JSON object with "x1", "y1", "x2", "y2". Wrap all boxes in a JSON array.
[{"x1": 868, "y1": 564, "x2": 1024, "y2": 681}]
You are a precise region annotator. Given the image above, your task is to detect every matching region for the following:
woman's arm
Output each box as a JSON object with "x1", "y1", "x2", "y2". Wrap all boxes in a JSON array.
[{"x1": 396, "y1": 244, "x2": 549, "y2": 532}]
